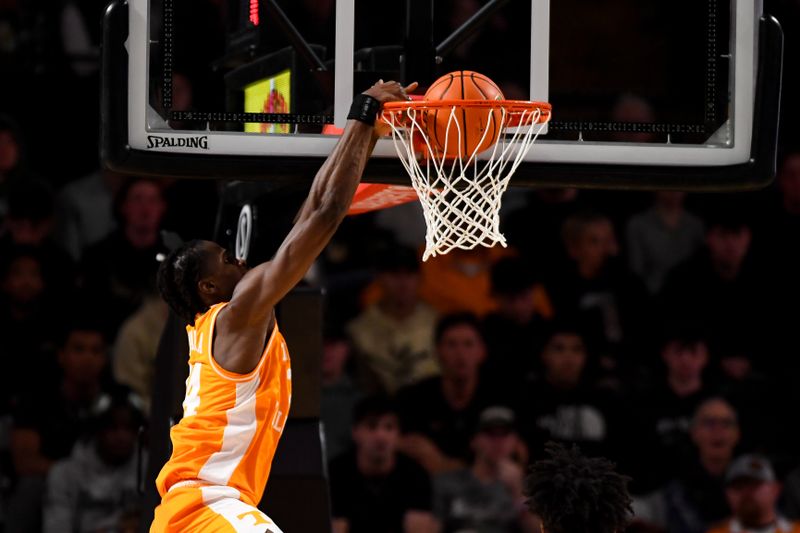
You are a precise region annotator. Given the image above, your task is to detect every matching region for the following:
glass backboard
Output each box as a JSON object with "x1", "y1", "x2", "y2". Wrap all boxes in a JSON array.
[{"x1": 101, "y1": 0, "x2": 783, "y2": 189}]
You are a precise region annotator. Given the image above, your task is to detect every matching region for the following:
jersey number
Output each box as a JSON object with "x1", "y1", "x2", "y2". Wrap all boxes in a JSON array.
[{"x1": 183, "y1": 362, "x2": 202, "y2": 417}]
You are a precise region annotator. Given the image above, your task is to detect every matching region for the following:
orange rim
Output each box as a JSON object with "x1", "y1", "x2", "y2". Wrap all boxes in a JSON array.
[{"x1": 382, "y1": 99, "x2": 552, "y2": 125}]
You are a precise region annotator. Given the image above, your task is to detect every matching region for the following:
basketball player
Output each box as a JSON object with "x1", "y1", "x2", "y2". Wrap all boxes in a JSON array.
[
  {"x1": 150, "y1": 80, "x2": 416, "y2": 533},
  {"x1": 525, "y1": 442, "x2": 632, "y2": 533}
]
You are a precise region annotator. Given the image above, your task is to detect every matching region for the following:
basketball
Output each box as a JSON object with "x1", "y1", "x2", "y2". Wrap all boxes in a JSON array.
[{"x1": 424, "y1": 71, "x2": 505, "y2": 157}]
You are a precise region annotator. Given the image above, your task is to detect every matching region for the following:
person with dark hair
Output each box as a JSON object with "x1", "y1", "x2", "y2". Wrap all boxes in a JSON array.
[
  {"x1": 516, "y1": 322, "x2": 623, "y2": 461},
  {"x1": 626, "y1": 191, "x2": 705, "y2": 295},
  {"x1": 397, "y1": 313, "x2": 507, "y2": 474},
  {"x1": 547, "y1": 211, "x2": 651, "y2": 371},
  {"x1": 347, "y1": 245, "x2": 439, "y2": 394},
  {"x1": 482, "y1": 256, "x2": 553, "y2": 392},
  {"x1": 80, "y1": 177, "x2": 168, "y2": 335},
  {"x1": 149, "y1": 81, "x2": 415, "y2": 532},
  {"x1": 631, "y1": 323, "x2": 715, "y2": 492},
  {"x1": 8, "y1": 316, "x2": 111, "y2": 533},
  {"x1": 0, "y1": 178, "x2": 76, "y2": 297},
  {"x1": 434, "y1": 406, "x2": 536, "y2": 533},
  {"x1": 55, "y1": 168, "x2": 123, "y2": 260},
  {"x1": 328, "y1": 396, "x2": 437, "y2": 533},
  {"x1": 525, "y1": 441, "x2": 632, "y2": 533},
  {"x1": 660, "y1": 199, "x2": 763, "y2": 362},
  {"x1": 321, "y1": 330, "x2": 362, "y2": 460},
  {"x1": 637, "y1": 397, "x2": 741, "y2": 533},
  {"x1": 43, "y1": 387, "x2": 145, "y2": 533}
]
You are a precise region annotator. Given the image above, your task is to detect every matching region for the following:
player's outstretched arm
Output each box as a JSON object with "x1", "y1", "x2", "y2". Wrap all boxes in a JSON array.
[{"x1": 215, "y1": 81, "x2": 415, "y2": 373}]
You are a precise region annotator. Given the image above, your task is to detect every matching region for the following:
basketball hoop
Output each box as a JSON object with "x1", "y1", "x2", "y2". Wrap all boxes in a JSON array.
[{"x1": 381, "y1": 99, "x2": 551, "y2": 261}]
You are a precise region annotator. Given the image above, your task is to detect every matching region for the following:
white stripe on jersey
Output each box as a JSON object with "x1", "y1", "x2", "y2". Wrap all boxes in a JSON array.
[{"x1": 197, "y1": 375, "x2": 260, "y2": 485}]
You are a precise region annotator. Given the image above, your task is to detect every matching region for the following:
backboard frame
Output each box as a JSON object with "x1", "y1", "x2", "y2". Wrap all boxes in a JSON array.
[{"x1": 101, "y1": 0, "x2": 783, "y2": 190}]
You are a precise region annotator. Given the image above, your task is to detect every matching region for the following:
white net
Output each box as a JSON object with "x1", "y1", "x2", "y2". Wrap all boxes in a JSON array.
[{"x1": 382, "y1": 101, "x2": 550, "y2": 261}]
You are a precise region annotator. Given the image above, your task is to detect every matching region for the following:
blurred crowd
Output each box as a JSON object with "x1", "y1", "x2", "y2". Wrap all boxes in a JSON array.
[{"x1": 2, "y1": 0, "x2": 800, "y2": 533}]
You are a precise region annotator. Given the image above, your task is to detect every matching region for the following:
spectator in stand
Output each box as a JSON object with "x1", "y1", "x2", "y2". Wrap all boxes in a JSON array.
[
  {"x1": 1, "y1": 178, "x2": 76, "y2": 297},
  {"x1": 112, "y1": 291, "x2": 168, "y2": 413},
  {"x1": 397, "y1": 313, "x2": 501, "y2": 474},
  {"x1": 626, "y1": 192, "x2": 705, "y2": 295},
  {"x1": 752, "y1": 152, "x2": 800, "y2": 374},
  {"x1": 482, "y1": 256, "x2": 553, "y2": 391},
  {"x1": 637, "y1": 397, "x2": 740, "y2": 533},
  {"x1": 8, "y1": 317, "x2": 113, "y2": 533},
  {"x1": 706, "y1": 455, "x2": 800, "y2": 533},
  {"x1": 434, "y1": 406, "x2": 536, "y2": 533},
  {"x1": 632, "y1": 323, "x2": 714, "y2": 492},
  {"x1": 329, "y1": 396, "x2": 437, "y2": 533},
  {"x1": 43, "y1": 388, "x2": 145, "y2": 533},
  {"x1": 660, "y1": 200, "x2": 763, "y2": 362},
  {"x1": 517, "y1": 322, "x2": 622, "y2": 461},
  {"x1": 0, "y1": 246, "x2": 61, "y2": 403},
  {"x1": 347, "y1": 246, "x2": 439, "y2": 395},
  {"x1": 80, "y1": 177, "x2": 167, "y2": 336},
  {"x1": 419, "y1": 247, "x2": 513, "y2": 317},
  {"x1": 321, "y1": 331, "x2": 362, "y2": 460},
  {"x1": 55, "y1": 168, "x2": 123, "y2": 261},
  {"x1": 547, "y1": 211, "x2": 651, "y2": 372}
]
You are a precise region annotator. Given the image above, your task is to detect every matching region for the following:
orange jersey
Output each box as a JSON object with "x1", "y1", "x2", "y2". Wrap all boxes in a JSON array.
[{"x1": 155, "y1": 302, "x2": 292, "y2": 507}]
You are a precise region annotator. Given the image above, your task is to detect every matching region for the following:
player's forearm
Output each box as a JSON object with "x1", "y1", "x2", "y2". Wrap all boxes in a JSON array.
[{"x1": 305, "y1": 119, "x2": 377, "y2": 218}]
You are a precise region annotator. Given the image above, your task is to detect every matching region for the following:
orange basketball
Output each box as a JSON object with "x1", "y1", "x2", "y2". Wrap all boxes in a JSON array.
[{"x1": 424, "y1": 71, "x2": 504, "y2": 157}]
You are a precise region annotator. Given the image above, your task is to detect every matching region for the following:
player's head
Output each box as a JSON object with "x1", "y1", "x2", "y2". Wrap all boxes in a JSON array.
[
  {"x1": 525, "y1": 442, "x2": 632, "y2": 533},
  {"x1": 157, "y1": 240, "x2": 248, "y2": 325}
]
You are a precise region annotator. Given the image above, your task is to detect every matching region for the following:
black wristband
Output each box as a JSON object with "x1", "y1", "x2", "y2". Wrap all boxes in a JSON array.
[{"x1": 347, "y1": 94, "x2": 381, "y2": 125}]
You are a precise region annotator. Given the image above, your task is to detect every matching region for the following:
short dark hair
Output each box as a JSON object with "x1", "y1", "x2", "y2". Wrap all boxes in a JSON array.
[
  {"x1": 526, "y1": 442, "x2": 632, "y2": 533},
  {"x1": 542, "y1": 319, "x2": 586, "y2": 345},
  {"x1": 57, "y1": 312, "x2": 109, "y2": 348},
  {"x1": 658, "y1": 320, "x2": 708, "y2": 351},
  {"x1": 434, "y1": 312, "x2": 483, "y2": 345},
  {"x1": 352, "y1": 395, "x2": 399, "y2": 426},
  {"x1": 157, "y1": 240, "x2": 210, "y2": 325}
]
